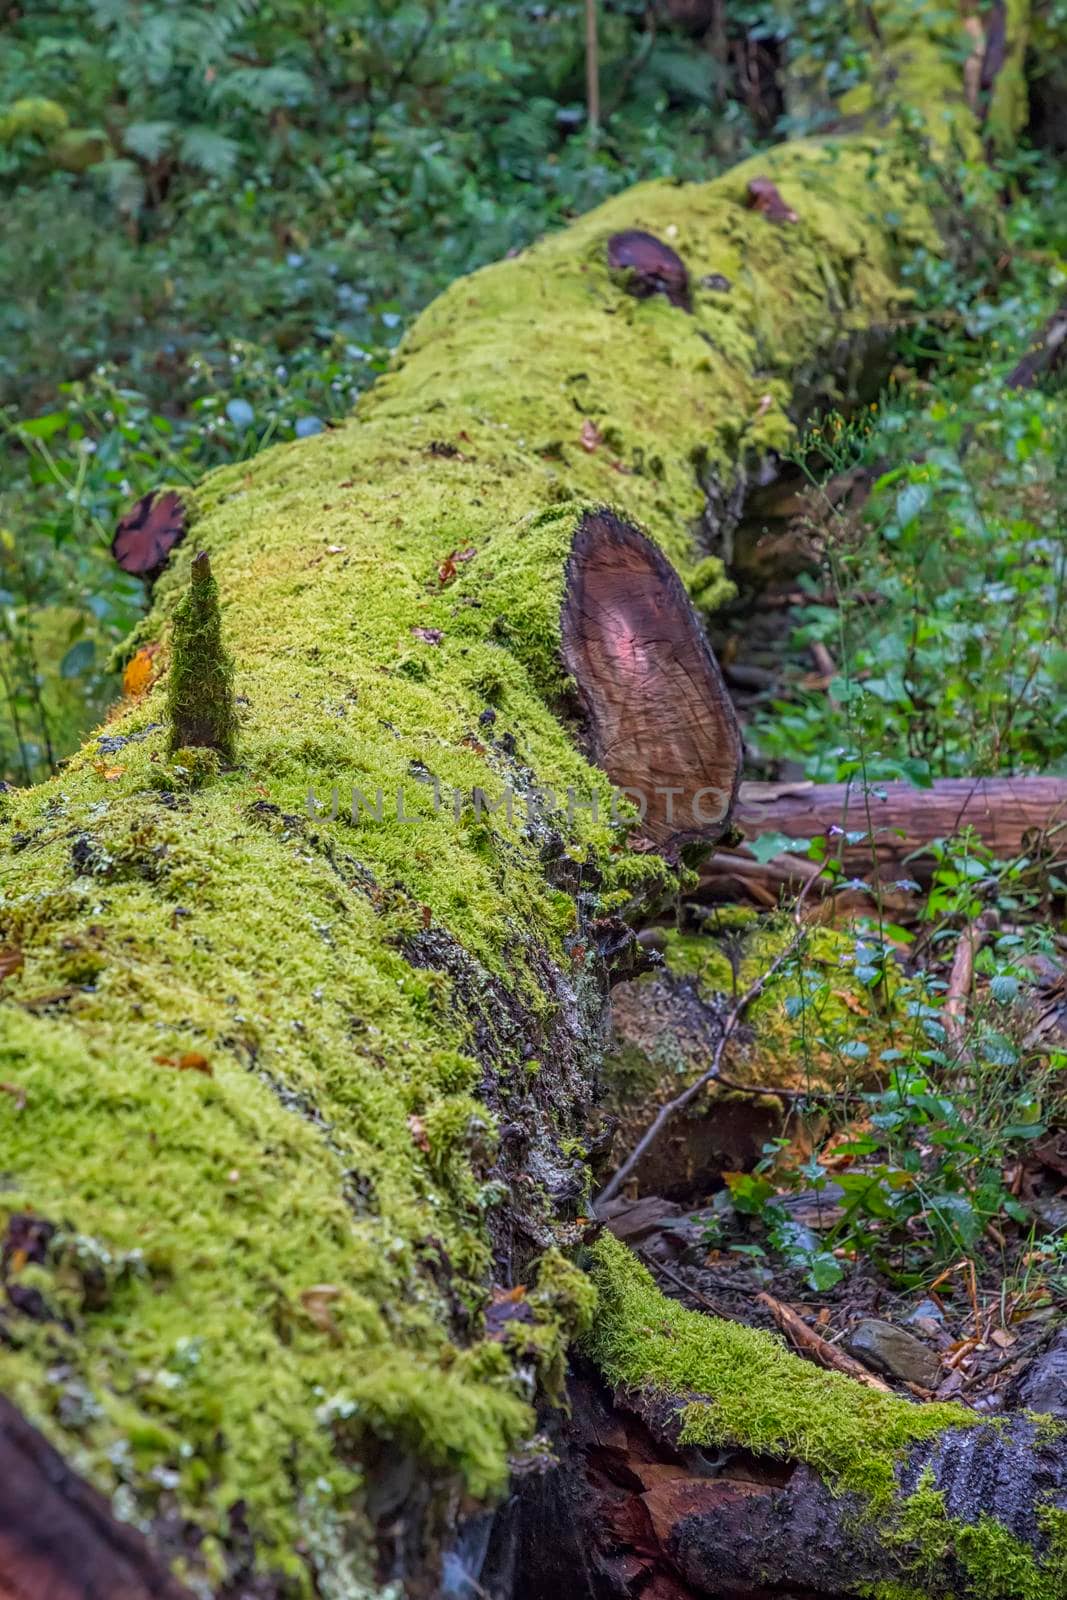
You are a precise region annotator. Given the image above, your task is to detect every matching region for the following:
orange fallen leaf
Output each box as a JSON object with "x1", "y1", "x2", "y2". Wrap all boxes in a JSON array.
[
  {"x1": 179, "y1": 1051, "x2": 212, "y2": 1075},
  {"x1": 154, "y1": 1051, "x2": 213, "y2": 1076},
  {"x1": 123, "y1": 644, "x2": 160, "y2": 698},
  {"x1": 93, "y1": 762, "x2": 125, "y2": 781},
  {"x1": 437, "y1": 553, "x2": 458, "y2": 586},
  {"x1": 408, "y1": 1114, "x2": 430, "y2": 1152},
  {"x1": 832, "y1": 988, "x2": 869, "y2": 1017}
]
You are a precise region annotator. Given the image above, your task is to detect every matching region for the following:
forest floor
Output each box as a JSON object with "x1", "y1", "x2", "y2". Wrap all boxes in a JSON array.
[{"x1": 594, "y1": 256, "x2": 1067, "y2": 1416}]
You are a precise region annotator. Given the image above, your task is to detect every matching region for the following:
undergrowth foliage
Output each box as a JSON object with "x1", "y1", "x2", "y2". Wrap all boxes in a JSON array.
[{"x1": 751, "y1": 160, "x2": 1067, "y2": 785}]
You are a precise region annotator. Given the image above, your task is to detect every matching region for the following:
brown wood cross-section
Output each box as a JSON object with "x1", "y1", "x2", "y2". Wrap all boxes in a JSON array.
[{"x1": 561, "y1": 510, "x2": 742, "y2": 852}]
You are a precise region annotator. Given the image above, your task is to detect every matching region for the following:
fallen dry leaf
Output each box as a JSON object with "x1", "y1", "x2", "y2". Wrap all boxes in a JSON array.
[
  {"x1": 122, "y1": 644, "x2": 160, "y2": 698},
  {"x1": 178, "y1": 1051, "x2": 212, "y2": 1075},
  {"x1": 437, "y1": 553, "x2": 457, "y2": 586},
  {"x1": 301, "y1": 1284, "x2": 343, "y2": 1340},
  {"x1": 154, "y1": 1051, "x2": 213, "y2": 1076},
  {"x1": 0, "y1": 947, "x2": 24, "y2": 982},
  {"x1": 580, "y1": 418, "x2": 602, "y2": 453},
  {"x1": 412, "y1": 627, "x2": 443, "y2": 646},
  {"x1": 408, "y1": 1114, "x2": 430, "y2": 1152}
]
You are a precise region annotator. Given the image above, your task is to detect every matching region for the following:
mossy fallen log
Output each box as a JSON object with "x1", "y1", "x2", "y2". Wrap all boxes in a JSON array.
[
  {"x1": 0, "y1": 5, "x2": 1057, "y2": 1597},
  {"x1": 578, "y1": 1236, "x2": 1067, "y2": 1600}
]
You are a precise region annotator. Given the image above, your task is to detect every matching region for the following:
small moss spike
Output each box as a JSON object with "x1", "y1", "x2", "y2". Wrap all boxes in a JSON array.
[{"x1": 166, "y1": 551, "x2": 238, "y2": 763}]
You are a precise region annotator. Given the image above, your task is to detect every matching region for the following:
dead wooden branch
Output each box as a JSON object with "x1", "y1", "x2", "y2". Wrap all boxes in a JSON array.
[
  {"x1": 595, "y1": 875, "x2": 818, "y2": 1210},
  {"x1": 698, "y1": 776, "x2": 1067, "y2": 904}
]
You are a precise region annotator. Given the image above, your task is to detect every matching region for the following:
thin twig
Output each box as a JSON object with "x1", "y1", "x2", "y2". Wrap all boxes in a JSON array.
[
  {"x1": 756, "y1": 1291, "x2": 892, "y2": 1391},
  {"x1": 639, "y1": 1250, "x2": 732, "y2": 1319},
  {"x1": 595, "y1": 875, "x2": 820, "y2": 1211},
  {"x1": 944, "y1": 911, "x2": 996, "y2": 1045},
  {"x1": 585, "y1": 0, "x2": 600, "y2": 134}
]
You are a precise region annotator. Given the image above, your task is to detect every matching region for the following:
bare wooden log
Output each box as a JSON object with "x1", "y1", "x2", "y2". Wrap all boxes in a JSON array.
[
  {"x1": 699, "y1": 776, "x2": 1067, "y2": 901},
  {"x1": 562, "y1": 511, "x2": 742, "y2": 852}
]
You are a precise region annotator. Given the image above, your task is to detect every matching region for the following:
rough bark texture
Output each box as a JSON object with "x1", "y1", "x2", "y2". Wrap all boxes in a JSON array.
[
  {"x1": 0, "y1": 5, "x2": 1052, "y2": 1598},
  {"x1": 0, "y1": 1395, "x2": 194, "y2": 1600},
  {"x1": 501, "y1": 1370, "x2": 1067, "y2": 1600}
]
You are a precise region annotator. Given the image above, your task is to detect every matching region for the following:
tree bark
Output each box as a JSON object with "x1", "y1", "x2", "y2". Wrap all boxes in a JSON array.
[
  {"x1": 525, "y1": 1369, "x2": 1067, "y2": 1600},
  {"x1": 0, "y1": 5, "x2": 1054, "y2": 1597}
]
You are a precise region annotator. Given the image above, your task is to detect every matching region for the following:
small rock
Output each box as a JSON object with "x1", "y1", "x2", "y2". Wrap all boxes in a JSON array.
[
  {"x1": 847, "y1": 1318, "x2": 941, "y2": 1389},
  {"x1": 905, "y1": 1298, "x2": 946, "y2": 1342}
]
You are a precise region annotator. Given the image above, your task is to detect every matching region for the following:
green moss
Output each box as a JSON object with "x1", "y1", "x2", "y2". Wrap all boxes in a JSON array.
[
  {"x1": 585, "y1": 1234, "x2": 970, "y2": 1508},
  {"x1": 891, "y1": 1472, "x2": 1066, "y2": 1600},
  {"x1": 587, "y1": 1239, "x2": 1065, "y2": 1599},
  {"x1": 0, "y1": 95, "x2": 69, "y2": 142},
  {"x1": 983, "y1": 0, "x2": 1031, "y2": 154},
  {"x1": 652, "y1": 917, "x2": 895, "y2": 1095},
  {"x1": 166, "y1": 551, "x2": 238, "y2": 762}
]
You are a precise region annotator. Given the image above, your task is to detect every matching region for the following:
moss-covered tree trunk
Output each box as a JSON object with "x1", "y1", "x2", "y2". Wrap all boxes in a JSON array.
[{"x1": 2, "y1": 5, "x2": 1061, "y2": 1598}]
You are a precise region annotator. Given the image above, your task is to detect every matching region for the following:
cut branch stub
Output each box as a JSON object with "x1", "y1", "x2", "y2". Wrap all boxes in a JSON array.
[
  {"x1": 607, "y1": 229, "x2": 691, "y2": 310},
  {"x1": 166, "y1": 551, "x2": 238, "y2": 763},
  {"x1": 747, "y1": 176, "x2": 799, "y2": 223},
  {"x1": 111, "y1": 490, "x2": 187, "y2": 581},
  {"x1": 0, "y1": 1394, "x2": 194, "y2": 1600},
  {"x1": 561, "y1": 510, "x2": 742, "y2": 852}
]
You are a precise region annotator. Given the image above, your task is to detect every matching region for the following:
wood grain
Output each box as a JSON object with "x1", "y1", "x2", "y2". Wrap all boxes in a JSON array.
[{"x1": 562, "y1": 510, "x2": 742, "y2": 852}]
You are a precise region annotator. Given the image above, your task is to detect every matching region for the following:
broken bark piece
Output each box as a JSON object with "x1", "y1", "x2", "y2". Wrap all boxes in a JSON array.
[
  {"x1": 166, "y1": 551, "x2": 238, "y2": 763},
  {"x1": 746, "y1": 176, "x2": 798, "y2": 223},
  {"x1": 607, "y1": 229, "x2": 691, "y2": 310},
  {"x1": 111, "y1": 490, "x2": 187, "y2": 581},
  {"x1": 0, "y1": 1395, "x2": 194, "y2": 1600},
  {"x1": 561, "y1": 510, "x2": 742, "y2": 852},
  {"x1": 1006, "y1": 297, "x2": 1067, "y2": 389}
]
